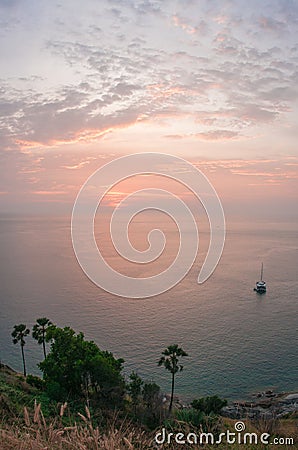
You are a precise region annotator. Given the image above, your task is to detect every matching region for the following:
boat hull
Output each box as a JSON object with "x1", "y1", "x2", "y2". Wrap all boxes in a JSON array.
[{"x1": 254, "y1": 280, "x2": 266, "y2": 294}]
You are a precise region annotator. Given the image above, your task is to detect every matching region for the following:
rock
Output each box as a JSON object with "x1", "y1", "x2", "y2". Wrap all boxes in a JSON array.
[
  {"x1": 284, "y1": 393, "x2": 298, "y2": 401},
  {"x1": 221, "y1": 390, "x2": 298, "y2": 420}
]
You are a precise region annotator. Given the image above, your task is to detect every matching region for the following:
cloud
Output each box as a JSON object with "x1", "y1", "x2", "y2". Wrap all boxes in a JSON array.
[
  {"x1": 0, "y1": 0, "x2": 297, "y2": 158},
  {"x1": 163, "y1": 134, "x2": 185, "y2": 140},
  {"x1": 32, "y1": 190, "x2": 67, "y2": 195},
  {"x1": 258, "y1": 16, "x2": 287, "y2": 34},
  {"x1": 172, "y1": 14, "x2": 207, "y2": 35},
  {"x1": 62, "y1": 159, "x2": 93, "y2": 170},
  {"x1": 0, "y1": 0, "x2": 20, "y2": 8},
  {"x1": 262, "y1": 86, "x2": 298, "y2": 102},
  {"x1": 192, "y1": 156, "x2": 298, "y2": 192},
  {"x1": 195, "y1": 130, "x2": 239, "y2": 141}
]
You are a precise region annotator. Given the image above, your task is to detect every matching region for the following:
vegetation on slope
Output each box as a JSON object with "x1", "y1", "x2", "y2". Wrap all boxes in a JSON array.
[{"x1": 0, "y1": 318, "x2": 296, "y2": 449}]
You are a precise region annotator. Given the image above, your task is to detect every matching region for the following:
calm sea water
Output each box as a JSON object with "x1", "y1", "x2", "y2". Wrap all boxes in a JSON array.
[{"x1": 0, "y1": 215, "x2": 297, "y2": 401}]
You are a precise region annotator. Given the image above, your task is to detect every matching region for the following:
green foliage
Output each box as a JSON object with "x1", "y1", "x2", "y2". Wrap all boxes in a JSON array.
[
  {"x1": 32, "y1": 317, "x2": 54, "y2": 359},
  {"x1": 39, "y1": 326, "x2": 125, "y2": 406},
  {"x1": 7, "y1": 321, "x2": 231, "y2": 432},
  {"x1": 128, "y1": 372, "x2": 143, "y2": 410},
  {"x1": 158, "y1": 344, "x2": 188, "y2": 375},
  {"x1": 191, "y1": 395, "x2": 227, "y2": 415},
  {"x1": 26, "y1": 374, "x2": 45, "y2": 390},
  {"x1": 142, "y1": 381, "x2": 160, "y2": 409},
  {"x1": 11, "y1": 324, "x2": 30, "y2": 376},
  {"x1": 0, "y1": 378, "x2": 32, "y2": 415},
  {"x1": 158, "y1": 344, "x2": 188, "y2": 413},
  {"x1": 45, "y1": 380, "x2": 67, "y2": 401},
  {"x1": 174, "y1": 407, "x2": 204, "y2": 427},
  {"x1": 11, "y1": 324, "x2": 30, "y2": 347},
  {"x1": 0, "y1": 366, "x2": 52, "y2": 421}
]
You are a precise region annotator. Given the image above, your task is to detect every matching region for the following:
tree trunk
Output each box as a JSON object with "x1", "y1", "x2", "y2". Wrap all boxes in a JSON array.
[
  {"x1": 169, "y1": 372, "x2": 175, "y2": 414},
  {"x1": 42, "y1": 330, "x2": 46, "y2": 359},
  {"x1": 21, "y1": 344, "x2": 26, "y2": 377}
]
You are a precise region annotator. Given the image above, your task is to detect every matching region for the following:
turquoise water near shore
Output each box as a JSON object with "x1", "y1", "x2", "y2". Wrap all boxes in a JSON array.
[{"x1": 0, "y1": 215, "x2": 297, "y2": 401}]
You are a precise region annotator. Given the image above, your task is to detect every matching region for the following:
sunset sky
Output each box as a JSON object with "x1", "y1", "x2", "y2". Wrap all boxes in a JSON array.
[{"x1": 0, "y1": 0, "x2": 297, "y2": 221}]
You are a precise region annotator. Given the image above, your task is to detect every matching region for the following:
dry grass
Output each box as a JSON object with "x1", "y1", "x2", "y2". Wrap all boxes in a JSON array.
[
  {"x1": 0, "y1": 403, "x2": 297, "y2": 449},
  {"x1": 0, "y1": 402, "x2": 152, "y2": 449}
]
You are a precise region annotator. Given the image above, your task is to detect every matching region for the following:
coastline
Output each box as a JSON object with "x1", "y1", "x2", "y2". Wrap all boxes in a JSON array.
[
  {"x1": 1, "y1": 363, "x2": 297, "y2": 449},
  {"x1": 163, "y1": 387, "x2": 298, "y2": 421},
  {"x1": 2, "y1": 361, "x2": 297, "y2": 420}
]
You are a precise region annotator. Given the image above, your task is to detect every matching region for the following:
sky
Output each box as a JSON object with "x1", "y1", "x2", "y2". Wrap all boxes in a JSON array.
[{"x1": 0, "y1": 0, "x2": 297, "y2": 221}]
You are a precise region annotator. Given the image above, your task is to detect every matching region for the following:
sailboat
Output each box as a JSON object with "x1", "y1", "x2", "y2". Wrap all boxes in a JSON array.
[{"x1": 254, "y1": 263, "x2": 266, "y2": 294}]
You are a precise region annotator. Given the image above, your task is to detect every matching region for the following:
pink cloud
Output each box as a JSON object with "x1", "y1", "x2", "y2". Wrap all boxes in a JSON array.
[{"x1": 195, "y1": 130, "x2": 239, "y2": 141}]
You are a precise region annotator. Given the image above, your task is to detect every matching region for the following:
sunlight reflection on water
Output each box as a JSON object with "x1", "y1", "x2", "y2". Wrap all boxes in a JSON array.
[{"x1": 0, "y1": 216, "x2": 297, "y2": 400}]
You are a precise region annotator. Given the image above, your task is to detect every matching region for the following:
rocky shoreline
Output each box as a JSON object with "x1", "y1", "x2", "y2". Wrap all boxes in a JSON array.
[
  {"x1": 221, "y1": 390, "x2": 298, "y2": 420},
  {"x1": 165, "y1": 389, "x2": 298, "y2": 420},
  {"x1": 2, "y1": 363, "x2": 297, "y2": 421}
]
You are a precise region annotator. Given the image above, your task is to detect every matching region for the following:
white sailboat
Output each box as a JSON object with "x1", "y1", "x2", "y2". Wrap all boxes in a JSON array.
[{"x1": 254, "y1": 262, "x2": 266, "y2": 294}]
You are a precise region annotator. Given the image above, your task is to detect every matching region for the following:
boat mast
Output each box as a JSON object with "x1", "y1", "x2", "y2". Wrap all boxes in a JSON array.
[{"x1": 261, "y1": 262, "x2": 263, "y2": 281}]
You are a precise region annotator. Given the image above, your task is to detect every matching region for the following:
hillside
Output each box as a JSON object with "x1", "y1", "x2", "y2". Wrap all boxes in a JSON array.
[
  {"x1": 0, "y1": 364, "x2": 49, "y2": 422},
  {"x1": 0, "y1": 363, "x2": 297, "y2": 449}
]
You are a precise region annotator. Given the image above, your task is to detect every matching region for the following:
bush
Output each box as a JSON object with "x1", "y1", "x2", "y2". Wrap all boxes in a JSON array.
[
  {"x1": 26, "y1": 375, "x2": 44, "y2": 390},
  {"x1": 45, "y1": 380, "x2": 68, "y2": 402},
  {"x1": 174, "y1": 407, "x2": 204, "y2": 427},
  {"x1": 191, "y1": 395, "x2": 227, "y2": 415},
  {"x1": 142, "y1": 382, "x2": 160, "y2": 409}
]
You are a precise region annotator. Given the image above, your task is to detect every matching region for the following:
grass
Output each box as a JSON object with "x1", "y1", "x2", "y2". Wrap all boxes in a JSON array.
[
  {"x1": 1, "y1": 403, "x2": 296, "y2": 449},
  {"x1": 0, "y1": 365, "x2": 296, "y2": 449},
  {"x1": 0, "y1": 365, "x2": 53, "y2": 422},
  {"x1": 1, "y1": 402, "x2": 150, "y2": 449}
]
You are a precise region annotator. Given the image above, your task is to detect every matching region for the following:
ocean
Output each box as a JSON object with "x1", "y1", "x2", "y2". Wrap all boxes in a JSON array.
[{"x1": 0, "y1": 215, "x2": 297, "y2": 402}]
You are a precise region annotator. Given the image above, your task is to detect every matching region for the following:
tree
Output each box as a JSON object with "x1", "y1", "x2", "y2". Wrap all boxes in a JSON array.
[
  {"x1": 39, "y1": 326, "x2": 124, "y2": 405},
  {"x1": 142, "y1": 381, "x2": 160, "y2": 410},
  {"x1": 128, "y1": 371, "x2": 143, "y2": 416},
  {"x1": 158, "y1": 344, "x2": 188, "y2": 414},
  {"x1": 11, "y1": 324, "x2": 30, "y2": 376},
  {"x1": 142, "y1": 381, "x2": 162, "y2": 428},
  {"x1": 32, "y1": 317, "x2": 53, "y2": 359}
]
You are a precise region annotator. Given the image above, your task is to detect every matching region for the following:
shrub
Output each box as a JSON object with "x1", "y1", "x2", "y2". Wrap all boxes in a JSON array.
[
  {"x1": 191, "y1": 395, "x2": 227, "y2": 415},
  {"x1": 26, "y1": 375, "x2": 44, "y2": 390},
  {"x1": 174, "y1": 407, "x2": 204, "y2": 427}
]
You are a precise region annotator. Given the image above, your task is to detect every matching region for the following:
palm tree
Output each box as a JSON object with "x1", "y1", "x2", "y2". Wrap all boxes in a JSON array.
[
  {"x1": 158, "y1": 344, "x2": 188, "y2": 414},
  {"x1": 32, "y1": 317, "x2": 53, "y2": 359},
  {"x1": 11, "y1": 324, "x2": 30, "y2": 376}
]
